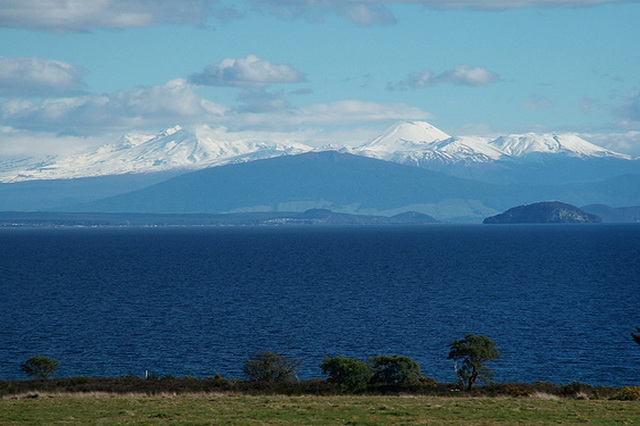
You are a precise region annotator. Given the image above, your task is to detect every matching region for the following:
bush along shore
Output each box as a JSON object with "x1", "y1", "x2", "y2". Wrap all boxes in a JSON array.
[
  {"x1": 1, "y1": 375, "x2": 640, "y2": 401},
  {"x1": 6, "y1": 333, "x2": 640, "y2": 401}
]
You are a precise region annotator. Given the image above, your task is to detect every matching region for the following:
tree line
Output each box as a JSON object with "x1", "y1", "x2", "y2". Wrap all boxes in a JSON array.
[
  {"x1": 18, "y1": 330, "x2": 640, "y2": 395},
  {"x1": 17, "y1": 333, "x2": 501, "y2": 391},
  {"x1": 243, "y1": 334, "x2": 500, "y2": 393}
]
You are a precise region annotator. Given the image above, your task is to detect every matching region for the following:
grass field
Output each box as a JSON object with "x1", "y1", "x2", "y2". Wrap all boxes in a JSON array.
[{"x1": 1, "y1": 393, "x2": 639, "y2": 425}]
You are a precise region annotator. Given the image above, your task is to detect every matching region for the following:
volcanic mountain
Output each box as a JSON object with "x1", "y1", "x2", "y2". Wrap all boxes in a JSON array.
[
  {"x1": 348, "y1": 121, "x2": 638, "y2": 184},
  {"x1": 0, "y1": 125, "x2": 312, "y2": 183}
]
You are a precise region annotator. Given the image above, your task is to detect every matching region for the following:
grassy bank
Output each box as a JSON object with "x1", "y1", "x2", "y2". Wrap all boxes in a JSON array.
[
  {"x1": 3, "y1": 375, "x2": 638, "y2": 399},
  {"x1": 2, "y1": 393, "x2": 640, "y2": 425}
]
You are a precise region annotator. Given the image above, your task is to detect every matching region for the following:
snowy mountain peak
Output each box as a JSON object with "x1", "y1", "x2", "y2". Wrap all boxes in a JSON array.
[
  {"x1": 357, "y1": 121, "x2": 452, "y2": 152},
  {"x1": 489, "y1": 133, "x2": 630, "y2": 159},
  {"x1": 345, "y1": 123, "x2": 634, "y2": 177},
  {"x1": 1, "y1": 120, "x2": 635, "y2": 184},
  {"x1": 0, "y1": 125, "x2": 313, "y2": 182}
]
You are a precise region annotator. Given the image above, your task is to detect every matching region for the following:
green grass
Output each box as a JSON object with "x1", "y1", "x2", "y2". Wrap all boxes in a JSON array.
[{"x1": 1, "y1": 393, "x2": 639, "y2": 425}]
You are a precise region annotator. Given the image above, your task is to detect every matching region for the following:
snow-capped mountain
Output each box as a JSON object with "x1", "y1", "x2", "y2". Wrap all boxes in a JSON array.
[
  {"x1": 350, "y1": 121, "x2": 630, "y2": 166},
  {"x1": 355, "y1": 120, "x2": 452, "y2": 152},
  {"x1": 345, "y1": 121, "x2": 639, "y2": 184},
  {"x1": 0, "y1": 125, "x2": 313, "y2": 183},
  {"x1": 488, "y1": 133, "x2": 630, "y2": 160},
  {"x1": 346, "y1": 121, "x2": 498, "y2": 167},
  {"x1": 1, "y1": 120, "x2": 636, "y2": 185}
]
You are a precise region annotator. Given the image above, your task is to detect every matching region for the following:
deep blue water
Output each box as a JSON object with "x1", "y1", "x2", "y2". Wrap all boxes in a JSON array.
[{"x1": 1, "y1": 225, "x2": 639, "y2": 386}]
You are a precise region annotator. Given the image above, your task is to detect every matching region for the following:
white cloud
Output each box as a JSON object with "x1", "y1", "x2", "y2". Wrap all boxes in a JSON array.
[
  {"x1": 298, "y1": 100, "x2": 432, "y2": 124},
  {"x1": 387, "y1": 70, "x2": 435, "y2": 90},
  {"x1": 388, "y1": 65, "x2": 499, "y2": 90},
  {"x1": 232, "y1": 99, "x2": 433, "y2": 129},
  {"x1": 0, "y1": 126, "x2": 107, "y2": 157},
  {"x1": 189, "y1": 55, "x2": 306, "y2": 88},
  {"x1": 251, "y1": 0, "x2": 636, "y2": 25},
  {"x1": 1, "y1": 79, "x2": 227, "y2": 134},
  {"x1": 0, "y1": 57, "x2": 85, "y2": 96},
  {"x1": 1, "y1": 70, "x2": 431, "y2": 139},
  {"x1": 0, "y1": 0, "x2": 634, "y2": 31},
  {"x1": 583, "y1": 131, "x2": 640, "y2": 156},
  {"x1": 250, "y1": 0, "x2": 396, "y2": 25},
  {"x1": 405, "y1": 0, "x2": 637, "y2": 10},
  {"x1": 437, "y1": 65, "x2": 500, "y2": 86},
  {"x1": 0, "y1": 0, "x2": 216, "y2": 33}
]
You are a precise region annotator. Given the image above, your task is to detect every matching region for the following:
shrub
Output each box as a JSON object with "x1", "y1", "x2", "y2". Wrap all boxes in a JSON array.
[
  {"x1": 533, "y1": 381, "x2": 560, "y2": 395},
  {"x1": 592, "y1": 386, "x2": 618, "y2": 400},
  {"x1": 20, "y1": 355, "x2": 59, "y2": 380},
  {"x1": 419, "y1": 376, "x2": 438, "y2": 387},
  {"x1": 559, "y1": 381, "x2": 593, "y2": 397},
  {"x1": 612, "y1": 386, "x2": 640, "y2": 401},
  {"x1": 320, "y1": 356, "x2": 372, "y2": 393},
  {"x1": 368, "y1": 354, "x2": 423, "y2": 386},
  {"x1": 243, "y1": 351, "x2": 300, "y2": 383}
]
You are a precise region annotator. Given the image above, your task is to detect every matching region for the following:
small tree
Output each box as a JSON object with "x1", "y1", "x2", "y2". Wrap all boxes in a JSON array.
[
  {"x1": 20, "y1": 355, "x2": 59, "y2": 380},
  {"x1": 243, "y1": 351, "x2": 300, "y2": 382},
  {"x1": 368, "y1": 354, "x2": 423, "y2": 386},
  {"x1": 632, "y1": 328, "x2": 640, "y2": 346},
  {"x1": 448, "y1": 334, "x2": 500, "y2": 391},
  {"x1": 320, "y1": 355, "x2": 372, "y2": 393}
]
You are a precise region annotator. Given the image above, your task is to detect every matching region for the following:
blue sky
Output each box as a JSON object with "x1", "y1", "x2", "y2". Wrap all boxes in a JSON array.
[{"x1": 1, "y1": 0, "x2": 640, "y2": 156}]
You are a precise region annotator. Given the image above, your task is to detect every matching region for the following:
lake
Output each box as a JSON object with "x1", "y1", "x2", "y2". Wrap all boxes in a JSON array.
[{"x1": 1, "y1": 225, "x2": 639, "y2": 386}]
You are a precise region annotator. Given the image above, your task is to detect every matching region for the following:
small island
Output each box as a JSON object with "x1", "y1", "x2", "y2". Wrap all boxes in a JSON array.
[{"x1": 483, "y1": 201, "x2": 601, "y2": 224}]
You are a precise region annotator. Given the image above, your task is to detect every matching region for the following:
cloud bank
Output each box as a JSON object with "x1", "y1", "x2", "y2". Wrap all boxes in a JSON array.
[
  {"x1": 250, "y1": 1, "x2": 397, "y2": 26},
  {"x1": 1, "y1": 77, "x2": 430, "y2": 136},
  {"x1": 1, "y1": 79, "x2": 226, "y2": 134},
  {"x1": 1, "y1": 0, "x2": 635, "y2": 31},
  {"x1": 0, "y1": 57, "x2": 85, "y2": 96},
  {"x1": 0, "y1": 0, "x2": 214, "y2": 32},
  {"x1": 388, "y1": 65, "x2": 500, "y2": 90},
  {"x1": 189, "y1": 55, "x2": 306, "y2": 88},
  {"x1": 252, "y1": 0, "x2": 638, "y2": 25}
]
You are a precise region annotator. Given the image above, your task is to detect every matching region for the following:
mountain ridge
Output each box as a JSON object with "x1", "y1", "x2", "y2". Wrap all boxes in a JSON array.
[
  {"x1": 2, "y1": 121, "x2": 640, "y2": 221},
  {"x1": 56, "y1": 151, "x2": 640, "y2": 222},
  {"x1": 61, "y1": 151, "x2": 513, "y2": 221},
  {"x1": 0, "y1": 125, "x2": 312, "y2": 183},
  {"x1": 347, "y1": 122, "x2": 637, "y2": 184},
  {"x1": 1, "y1": 120, "x2": 636, "y2": 184}
]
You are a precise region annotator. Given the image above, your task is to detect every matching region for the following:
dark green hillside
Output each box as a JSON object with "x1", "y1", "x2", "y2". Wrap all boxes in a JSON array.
[
  {"x1": 66, "y1": 151, "x2": 514, "y2": 218},
  {"x1": 0, "y1": 171, "x2": 183, "y2": 211},
  {"x1": 30, "y1": 154, "x2": 640, "y2": 222}
]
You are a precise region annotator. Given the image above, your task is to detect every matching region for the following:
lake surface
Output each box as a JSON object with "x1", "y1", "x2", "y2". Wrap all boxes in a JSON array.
[{"x1": 1, "y1": 225, "x2": 639, "y2": 386}]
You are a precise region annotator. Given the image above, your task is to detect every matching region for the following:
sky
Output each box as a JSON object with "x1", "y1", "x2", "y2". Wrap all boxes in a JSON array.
[{"x1": 1, "y1": 0, "x2": 640, "y2": 157}]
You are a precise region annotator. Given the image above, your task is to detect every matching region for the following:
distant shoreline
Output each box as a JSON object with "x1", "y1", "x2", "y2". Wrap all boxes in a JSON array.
[{"x1": 0, "y1": 209, "x2": 441, "y2": 228}]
